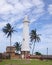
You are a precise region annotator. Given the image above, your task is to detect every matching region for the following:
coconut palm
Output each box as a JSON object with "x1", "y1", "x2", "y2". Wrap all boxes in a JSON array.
[
  {"x1": 14, "y1": 42, "x2": 21, "y2": 54},
  {"x1": 30, "y1": 29, "x2": 40, "y2": 55},
  {"x1": 2, "y1": 23, "x2": 16, "y2": 58}
]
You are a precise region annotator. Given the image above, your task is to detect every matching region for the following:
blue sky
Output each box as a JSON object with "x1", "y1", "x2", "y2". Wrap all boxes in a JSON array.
[{"x1": 0, "y1": 0, "x2": 52, "y2": 55}]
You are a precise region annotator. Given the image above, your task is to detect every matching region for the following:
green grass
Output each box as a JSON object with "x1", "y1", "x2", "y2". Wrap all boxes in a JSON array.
[{"x1": 0, "y1": 59, "x2": 52, "y2": 65}]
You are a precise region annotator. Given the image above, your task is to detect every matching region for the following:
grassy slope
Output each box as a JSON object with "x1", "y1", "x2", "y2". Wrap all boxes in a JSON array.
[{"x1": 0, "y1": 59, "x2": 52, "y2": 65}]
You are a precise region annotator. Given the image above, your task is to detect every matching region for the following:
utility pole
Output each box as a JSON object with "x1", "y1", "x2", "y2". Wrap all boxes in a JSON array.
[{"x1": 47, "y1": 48, "x2": 48, "y2": 60}]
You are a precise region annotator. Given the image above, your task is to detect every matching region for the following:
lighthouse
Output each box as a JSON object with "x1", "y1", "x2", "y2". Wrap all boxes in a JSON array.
[{"x1": 21, "y1": 16, "x2": 30, "y2": 59}]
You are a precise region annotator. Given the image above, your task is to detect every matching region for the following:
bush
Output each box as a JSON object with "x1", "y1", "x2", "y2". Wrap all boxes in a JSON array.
[{"x1": 0, "y1": 53, "x2": 2, "y2": 62}]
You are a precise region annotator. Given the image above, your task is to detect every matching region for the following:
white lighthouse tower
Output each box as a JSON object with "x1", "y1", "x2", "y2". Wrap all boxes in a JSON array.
[{"x1": 21, "y1": 15, "x2": 30, "y2": 59}]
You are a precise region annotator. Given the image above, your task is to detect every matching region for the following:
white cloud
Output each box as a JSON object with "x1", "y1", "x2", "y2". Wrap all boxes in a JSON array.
[
  {"x1": 17, "y1": 24, "x2": 23, "y2": 29},
  {"x1": 0, "y1": 4, "x2": 13, "y2": 14},
  {"x1": 0, "y1": 0, "x2": 5, "y2": 5},
  {"x1": 39, "y1": 24, "x2": 52, "y2": 44},
  {"x1": 32, "y1": 0, "x2": 44, "y2": 7},
  {"x1": 0, "y1": 0, "x2": 45, "y2": 25},
  {"x1": 0, "y1": 0, "x2": 13, "y2": 14},
  {"x1": 48, "y1": 4, "x2": 52, "y2": 15},
  {"x1": 0, "y1": 22, "x2": 7, "y2": 30}
]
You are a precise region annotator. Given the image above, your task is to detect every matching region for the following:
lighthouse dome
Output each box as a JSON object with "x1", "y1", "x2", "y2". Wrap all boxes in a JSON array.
[{"x1": 23, "y1": 15, "x2": 29, "y2": 22}]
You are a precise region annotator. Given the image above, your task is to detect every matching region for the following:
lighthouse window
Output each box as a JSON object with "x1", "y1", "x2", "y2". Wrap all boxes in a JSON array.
[{"x1": 23, "y1": 38, "x2": 25, "y2": 41}]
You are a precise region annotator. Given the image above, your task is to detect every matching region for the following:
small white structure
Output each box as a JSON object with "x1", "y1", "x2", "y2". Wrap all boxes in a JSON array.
[{"x1": 21, "y1": 15, "x2": 30, "y2": 59}]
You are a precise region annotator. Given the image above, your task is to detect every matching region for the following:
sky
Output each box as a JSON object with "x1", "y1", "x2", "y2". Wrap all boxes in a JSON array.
[{"x1": 0, "y1": 0, "x2": 52, "y2": 55}]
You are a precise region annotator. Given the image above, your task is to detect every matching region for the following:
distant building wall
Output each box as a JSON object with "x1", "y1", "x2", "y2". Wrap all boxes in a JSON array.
[
  {"x1": 6, "y1": 46, "x2": 21, "y2": 59},
  {"x1": 6, "y1": 46, "x2": 16, "y2": 53}
]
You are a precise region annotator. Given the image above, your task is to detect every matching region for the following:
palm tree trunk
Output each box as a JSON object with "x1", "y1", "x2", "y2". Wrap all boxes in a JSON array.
[
  {"x1": 10, "y1": 35, "x2": 12, "y2": 59},
  {"x1": 10, "y1": 35, "x2": 11, "y2": 46},
  {"x1": 32, "y1": 41, "x2": 35, "y2": 55}
]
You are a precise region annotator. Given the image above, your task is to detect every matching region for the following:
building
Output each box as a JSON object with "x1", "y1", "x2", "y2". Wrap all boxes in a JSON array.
[
  {"x1": 6, "y1": 46, "x2": 20, "y2": 59},
  {"x1": 21, "y1": 16, "x2": 30, "y2": 59},
  {"x1": 6, "y1": 46, "x2": 16, "y2": 53},
  {"x1": 6, "y1": 46, "x2": 16, "y2": 59}
]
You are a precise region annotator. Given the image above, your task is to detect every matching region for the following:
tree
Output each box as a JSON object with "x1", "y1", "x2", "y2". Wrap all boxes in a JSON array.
[
  {"x1": 30, "y1": 29, "x2": 40, "y2": 55},
  {"x1": 35, "y1": 52, "x2": 42, "y2": 55},
  {"x1": 14, "y1": 42, "x2": 21, "y2": 53},
  {"x1": 2, "y1": 23, "x2": 16, "y2": 58}
]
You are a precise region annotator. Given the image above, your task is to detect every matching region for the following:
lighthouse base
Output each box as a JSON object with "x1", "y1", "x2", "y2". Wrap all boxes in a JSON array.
[{"x1": 21, "y1": 51, "x2": 30, "y2": 59}]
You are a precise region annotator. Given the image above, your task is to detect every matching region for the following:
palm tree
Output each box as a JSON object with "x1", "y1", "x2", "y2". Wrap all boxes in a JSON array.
[
  {"x1": 2, "y1": 23, "x2": 16, "y2": 58},
  {"x1": 14, "y1": 42, "x2": 21, "y2": 54},
  {"x1": 30, "y1": 29, "x2": 40, "y2": 55}
]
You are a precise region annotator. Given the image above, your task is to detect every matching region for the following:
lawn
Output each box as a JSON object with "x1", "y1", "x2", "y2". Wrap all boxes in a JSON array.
[{"x1": 0, "y1": 59, "x2": 52, "y2": 65}]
